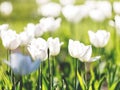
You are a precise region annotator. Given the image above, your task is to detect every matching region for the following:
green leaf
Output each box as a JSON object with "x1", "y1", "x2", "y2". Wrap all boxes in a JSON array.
[
  {"x1": 94, "y1": 76, "x2": 105, "y2": 90},
  {"x1": 0, "y1": 66, "x2": 12, "y2": 89},
  {"x1": 77, "y1": 71, "x2": 85, "y2": 90},
  {"x1": 90, "y1": 68, "x2": 95, "y2": 85},
  {"x1": 109, "y1": 81, "x2": 120, "y2": 90}
]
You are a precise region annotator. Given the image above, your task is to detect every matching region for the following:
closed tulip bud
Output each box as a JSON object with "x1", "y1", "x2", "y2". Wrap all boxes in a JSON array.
[
  {"x1": 113, "y1": 2, "x2": 120, "y2": 15},
  {"x1": 27, "y1": 38, "x2": 48, "y2": 61},
  {"x1": 39, "y1": 2, "x2": 61, "y2": 17},
  {"x1": 0, "y1": 24, "x2": 9, "y2": 37},
  {"x1": 1, "y1": 29, "x2": 20, "y2": 50},
  {"x1": 88, "y1": 30, "x2": 110, "y2": 48},
  {"x1": 62, "y1": 5, "x2": 85, "y2": 23},
  {"x1": 47, "y1": 37, "x2": 63, "y2": 56},
  {"x1": 68, "y1": 39, "x2": 100, "y2": 62},
  {"x1": 39, "y1": 17, "x2": 61, "y2": 32}
]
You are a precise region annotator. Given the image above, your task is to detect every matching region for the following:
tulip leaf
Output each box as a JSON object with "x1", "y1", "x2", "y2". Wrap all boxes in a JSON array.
[
  {"x1": 90, "y1": 68, "x2": 95, "y2": 85},
  {"x1": 77, "y1": 71, "x2": 85, "y2": 90},
  {"x1": 94, "y1": 76, "x2": 105, "y2": 90},
  {"x1": 109, "y1": 80, "x2": 120, "y2": 90},
  {"x1": 0, "y1": 66, "x2": 12, "y2": 89}
]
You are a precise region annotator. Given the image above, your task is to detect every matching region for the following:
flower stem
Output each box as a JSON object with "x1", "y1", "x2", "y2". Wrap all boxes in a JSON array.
[
  {"x1": 38, "y1": 67, "x2": 40, "y2": 89},
  {"x1": 40, "y1": 62, "x2": 42, "y2": 90},
  {"x1": 75, "y1": 58, "x2": 78, "y2": 90},
  {"x1": 52, "y1": 57, "x2": 55, "y2": 88},
  {"x1": 84, "y1": 62, "x2": 87, "y2": 90},
  {"x1": 48, "y1": 49, "x2": 52, "y2": 90},
  {"x1": 20, "y1": 76, "x2": 22, "y2": 90}
]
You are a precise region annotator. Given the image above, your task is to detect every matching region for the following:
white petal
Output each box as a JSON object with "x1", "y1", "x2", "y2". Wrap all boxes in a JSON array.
[{"x1": 88, "y1": 56, "x2": 101, "y2": 62}]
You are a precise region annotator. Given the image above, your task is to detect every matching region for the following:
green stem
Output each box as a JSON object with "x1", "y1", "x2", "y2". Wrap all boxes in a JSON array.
[
  {"x1": 48, "y1": 49, "x2": 52, "y2": 90},
  {"x1": 20, "y1": 76, "x2": 22, "y2": 90},
  {"x1": 37, "y1": 66, "x2": 40, "y2": 90},
  {"x1": 52, "y1": 57, "x2": 55, "y2": 88},
  {"x1": 75, "y1": 58, "x2": 78, "y2": 90},
  {"x1": 84, "y1": 62, "x2": 87, "y2": 90},
  {"x1": 8, "y1": 50, "x2": 16, "y2": 90},
  {"x1": 40, "y1": 63, "x2": 42, "y2": 90}
]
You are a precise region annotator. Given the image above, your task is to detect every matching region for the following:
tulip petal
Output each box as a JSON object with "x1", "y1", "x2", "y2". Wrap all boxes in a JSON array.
[{"x1": 89, "y1": 56, "x2": 101, "y2": 62}]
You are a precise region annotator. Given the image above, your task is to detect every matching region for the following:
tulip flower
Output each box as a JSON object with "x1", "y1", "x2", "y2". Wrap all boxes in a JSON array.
[
  {"x1": 0, "y1": 24, "x2": 9, "y2": 37},
  {"x1": 88, "y1": 30, "x2": 110, "y2": 48},
  {"x1": 114, "y1": 15, "x2": 120, "y2": 35},
  {"x1": 68, "y1": 39, "x2": 100, "y2": 62},
  {"x1": 19, "y1": 31, "x2": 33, "y2": 46},
  {"x1": 39, "y1": 17, "x2": 61, "y2": 32},
  {"x1": 68, "y1": 39, "x2": 100, "y2": 90},
  {"x1": 0, "y1": 1, "x2": 13, "y2": 16},
  {"x1": 1, "y1": 29, "x2": 20, "y2": 50},
  {"x1": 47, "y1": 37, "x2": 63, "y2": 56},
  {"x1": 27, "y1": 38, "x2": 48, "y2": 90},
  {"x1": 38, "y1": 2, "x2": 61, "y2": 17},
  {"x1": 4, "y1": 53, "x2": 40, "y2": 76},
  {"x1": 62, "y1": 5, "x2": 85, "y2": 23},
  {"x1": 24, "y1": 23, "x2": 35, "y2": 38},
  {"x1": 34, "y1": 23, "x2": 44, "y2": 37},
  {"x1": 113, "y1": 2, "x2": 120, "y2": 15},
  {"x1": 0, "y1": 24, "x2": 9, "y2": 31},
  {"x1": 89, "y1": 9, "x2": 106, "y2": 22},
  {"x1": 27, "y1": 38, "x2": 48, "y2": 61}
]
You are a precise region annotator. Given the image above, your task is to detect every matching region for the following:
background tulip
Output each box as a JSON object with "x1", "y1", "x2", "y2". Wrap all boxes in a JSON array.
[
  {"x1": 38, "y1": 2, "x2": 61, "y2": 17},
  {"x1": 88, "y1": 30, "x2": 110, "y2": 48},
  {"x1": 0, "y1": 1, "x2": 13, "y2": 16},
  {"x1": 39, "y1": 17, "x2": 61, "y2": 32}
]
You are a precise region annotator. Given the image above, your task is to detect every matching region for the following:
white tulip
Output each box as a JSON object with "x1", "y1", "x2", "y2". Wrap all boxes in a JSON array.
[
  {"x1": 59, "y1": 0, "x2": 75, "y2": 6},
  {"x1": 62, "y1": 5, "x2": 85, "y2": 23},
  {"x1": 19, "y1": 23, "x2": 35, "y2": 46},
  {"x1": 27, "y1": 38, "x2": 48, "y2": 61},
  {"x1": 19, "y1": 31, "x2": 33, "y2": 46},
  {"x1": 68, "y1": 39, "x2": 100, "y2": 62},
  {"x1": 114, "y1": 15, "x2": 120, "y2": 35},
  {"x1": 34, "y1": 23, "x2": 44, "y2": 37},
  {"x1": 88, "y1": 30, "x2": 110, "y2": 48},
  {"x1": 0, "y1": 24, "x2": 9, "y2": 37},
  {"x1": 4, "y1": 53, "x2": 40, "y2": 76},
  {"x1": 113, "y1": 2, "x2": 120, "y2": 15},
  {"x1": 39, "y1": 2, "x2": 61, "y2": 17},
  {"x1": 39, "y1": 17, "x2": 61, "y2": 32},
  {"x1": 47, "y1": 37, "x2": 63, "y2": 56},
  {"x1": 24, "y1": 23, "x2": 35, "y2": 38},
  {"x1": 1, "y1": 29, "x2": 20, "y2": 50},
  {"x1": 97, "y1": 1, "x2": 112, "y2": 18},
  {"x1": 89, "y1": 9, "x2": 106, "y2": 22},
  {"x1": 0, "y1": 24, "x2": 9, "y2": 31},
  {"x1": 68, "y1": 39, "x2": 83, "y2": 58},
  {"x1": 0, "y1": 1, "x2": 13, "y2": 16}
]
